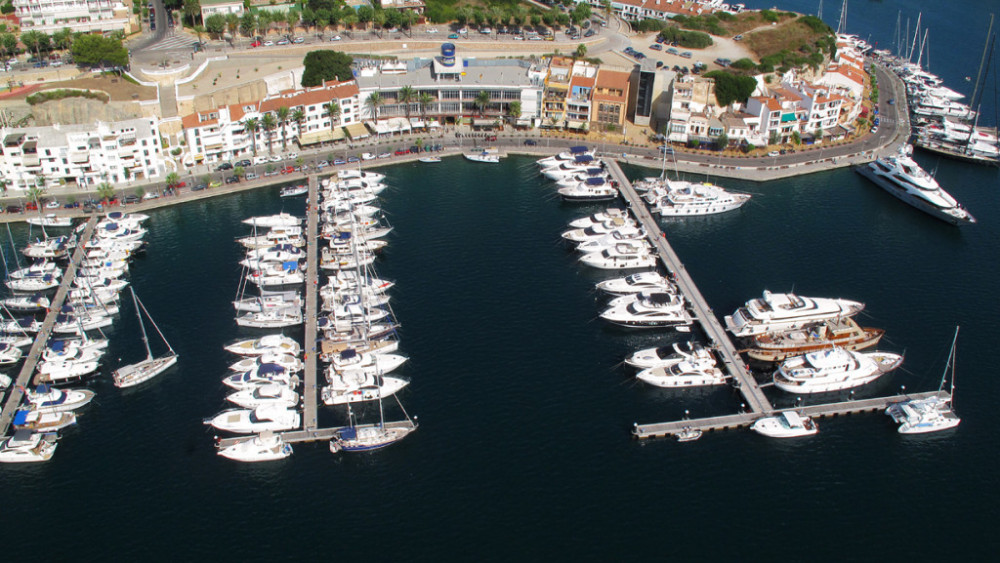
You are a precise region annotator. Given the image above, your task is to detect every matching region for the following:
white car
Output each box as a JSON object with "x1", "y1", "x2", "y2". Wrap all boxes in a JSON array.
[
  {"x1": 263, "y1": 40, "x2": 274, "y2": 47},
  {"x1": 330, "y1": 35, "x2": 341, "y2": 41},
  {"x1": 361, "y1": 153, "x2": 375, "y2": 160},
  {"x1": 286, "y1": 152, "x2": 298, "y2": 160},
  {"x1": 768, "y1": 150, "x2": 780, "y2": 157},
  {"x1": 480, "y1": 27, "x2": 492, "y2": 35},
  {"x1": 45, "y1": 200, "x2": 60, "y2": 209},
  {"x1": 269, "y1": 155, "x2": 282, "y2": 162},
  {"x1": 426, "y1": 28, "x2": 439, "y2": 34},
  {"x1": 253, "y1": 156, "x2": 268, "y2": 165},
  {"x1": 142, "y1": 192, "x2": 160, "y2": 200}
]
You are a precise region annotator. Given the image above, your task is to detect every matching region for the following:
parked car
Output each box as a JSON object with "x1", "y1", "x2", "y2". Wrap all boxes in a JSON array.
[
  {"x1": 584, "y1": 29, "x2": 596, "y2": 38},
  {"x1": 286, "y1": 152, "x2": 298, "y2": 160},
  {"x1": 650, "y1": 44, "x2": 662, "y2": 51},
  {"x1": 347, "y1": 156, "x2": 360, "y2": 163},
  {"x1": 524, "y1": 139, "x2": 538, "y2": 146},
  {"x1": 361, "y1": 153, "x2": 375, "y2": 160},
  {"x1": 236, "y1": 159, "x2": 251, "y2": 167},
  {"x1": 871, "y1": 126, "x2": 879, "y2": 134},
  {"x1": 263, "y1": 40, "x2": 274, "y2": 47},
  {"x1": 426, "y1": 28, "x2": 439, "y2": 34},
  {"x1": 245, "y1": 172, "x2": 259, "y2": 180},
  {"x1": 292, "y1": 37, "x2": 305, "y2": 44},
  {"x1": 330, "y1": 35, "x2": 342, "y2": 41},
  {"x1": 216, "y1": 162, "x2": 233, "y2": 171},
  {"x1": 276, "y1": 38, "x2": 290, "y2": 45},
  {"x1": 768, "y1": 150, "x2": 780, "y2": 157},
  {"x1": 143, "y1": 191, "x2": 160, "y2": 200},
  {"x1": 377, "y1": 153, "x2": 391, "y2": 159},
  {"x1": 317, "y1": 160, "x2": 330, "y2": 167},
  {"x1": 251, "y1": 41, "x2": 262, "y2": 48},
  {"x1": 6, "y1": 205, "x2": 22, "y2": 213},
  {"x1": 394, "y1": 149, "x2": 408, "y2": 156},
  {"x1": 281, "y1": 166, "x2": 295, "y2": 174},
  {"x1": 123, "y1": 194, "x2": 140, "y2": 203},
  {"x1": 448, "y1": 33, "x2": 459, "y2": 39},
  {"x1": 253, "y1": 156, "x2": 268, "y2": 164}
]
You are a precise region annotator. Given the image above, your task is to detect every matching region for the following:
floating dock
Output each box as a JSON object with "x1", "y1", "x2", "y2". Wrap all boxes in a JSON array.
[
  {"x1": 302, "y1": 174, "x2": 320, "y2": 431},
  {"x1": 0, "y1": 217, "x2": 98, "y2": 437}
]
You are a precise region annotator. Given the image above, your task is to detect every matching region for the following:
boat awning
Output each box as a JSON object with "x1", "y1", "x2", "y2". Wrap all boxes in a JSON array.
[
  {"x1": 344, "y1": 122, "x2": 370, "y2": 139},
  {"x1": 573, "y1": 155, "x2": 594, "y2": 164},
  {"x1": 569, "y1": 145, "x2": 589, "y2": 153},
  {"x1": 298, "y1": 128, "x2": 346, "y2": 146}
]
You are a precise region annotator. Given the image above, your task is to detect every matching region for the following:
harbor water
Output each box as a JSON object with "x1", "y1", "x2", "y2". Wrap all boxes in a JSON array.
[{"x1": 2, "y1": 0, "x2": 1000, "y2": 558}]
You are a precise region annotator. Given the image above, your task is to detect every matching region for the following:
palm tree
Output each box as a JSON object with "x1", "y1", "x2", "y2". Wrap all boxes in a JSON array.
[
  {"x1": 324, "y1": 101, "x2": 341, "y2": 131},
  {"x1": 164, "y1": 172, "x2": 180, "y2": 189},
  {"x1": 25, "y1": 186, "x2": 43, "y2": 207},
  {"x1": 225, "y1": 13, "x2": 239, "y2": 40},
  {"x1": 276, "y1": 106, "x2": 291, "y2": 150},
  {"x1": 418, "y1": 92, "x2": 434, "y2": 122},
  {"x1": 474, "y1": 90, "x2": 491, "y2": 117},
  {"x1": 365, "y1": 91, "x2": 383, "y2": 122},
  {"x1": 398, "y1": 85, "x2": 416, "y2": 119},
  {"x1": 243, "y1": 117, "x2": 260, "y2": 156},
  {"x1": 291, "y1": 108, "x2": 306, "y2": 144},
  {"x1": 574, "y1": 43, "x2": 587, "y2": 60},
  {"x1": 261, "y1": 112, "x2": 277, "y2": 154},
  {"x1": 342, "y1": 12, "x2": 358, "y2": 32},
  {"x1": 97, "y1": 182, "x2": 116, "y2": 202}
]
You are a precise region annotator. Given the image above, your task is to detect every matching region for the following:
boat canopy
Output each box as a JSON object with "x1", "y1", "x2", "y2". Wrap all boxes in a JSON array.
[
  {"x1": 282, "y1": 261, "x2": 299, "y2": 271},
  {"x1": 340, "y1": 349, "x2": 358, "y2": 360},
  {"x1": 49, "y1": 340, "x2": 66, "y2": 352},
  {"x1": 107, "y1": 212, "x2": 124, "y2": 220},
  {"x1": 782, "y1": 411, "x2": 803, "y2": 426},
  {"x1": 573, "y1": 155, "x2": 595, "y2": 164},
  {"x1": 585, "y1": 177, "x2": 606, "y2": 186},
  {"x1": 570, "y1": 146, "x2": 589, "y2": 154},
  {"x1": 12, "y1": 410, "x2": 29, "y2": 425},
  {"x1": 258, "y1": 363, "x2": 286, "y2": 376},
  {"x1": 585, "y1": 168, "x2": 604, "y2": 176},
  {"x1": 18, "y1": 317, "x2": 36, "y2": 327},
  {"x1": 646, "y1": 293, "x2": 676, "y2": 306}
]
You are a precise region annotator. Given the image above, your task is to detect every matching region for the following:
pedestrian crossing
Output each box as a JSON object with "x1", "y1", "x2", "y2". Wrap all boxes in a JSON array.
[{"x1": 146, "y1": 33, "x2": 196, "y2": 52}]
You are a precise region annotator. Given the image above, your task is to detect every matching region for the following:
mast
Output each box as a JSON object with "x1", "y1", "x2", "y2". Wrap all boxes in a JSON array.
[
  {"x1": 893, "y1": 11, "x2": 901, "y2": 57},
  {"x1": 915, "y1": 29, "x2": 928, "y2": 70},
  {"x1": 134, "y1": 287, "x2": 175, "y2": 356},
  {"x1": 130, "y1": 287, "x2": 152, "y2": 362},
  {"x1": 941, "y1": 326, "x2": 960, "y2": 409},
  {"x1": 970, "y1": 14, "x2": 995, "y2": 111},
  {"x1": 836, "y1": 0, "x2": 848, "y2": 35},
  {"x1": 908, "y1": 12, "x2": 922, "y2": 62}
]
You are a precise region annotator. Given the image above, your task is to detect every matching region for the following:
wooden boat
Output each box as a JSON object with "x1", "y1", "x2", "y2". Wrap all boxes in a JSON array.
[{"x1": 744, "y1": 318, "x2": 884, "y2": 362}]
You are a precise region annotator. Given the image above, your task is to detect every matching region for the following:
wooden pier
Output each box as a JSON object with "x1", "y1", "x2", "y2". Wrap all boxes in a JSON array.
[
  {"x1": 604, "y1": 160, "x2": 772, "y2": 415},
  {"x1": 0, "y1": 217, "x2": 98, "y2": 437},
  {"x1": 302, "y1": 174, "x2": 320, "y2": 431}
]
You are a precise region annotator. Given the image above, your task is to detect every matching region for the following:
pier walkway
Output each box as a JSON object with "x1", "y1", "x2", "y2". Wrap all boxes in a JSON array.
[
  {"x1": 0, "y1": 217, "x2": 98, "y2": 437},
  {"x1": 604, "y1": 160, "x2": 772, "y2": 415},
  {"x1": 302, "y1": 174, "x2": 319, "y2": 431}
]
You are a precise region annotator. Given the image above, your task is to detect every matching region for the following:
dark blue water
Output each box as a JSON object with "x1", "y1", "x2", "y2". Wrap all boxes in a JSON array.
[{"x1": 1, "y1": 2, "x2": 999, "y2": 559}]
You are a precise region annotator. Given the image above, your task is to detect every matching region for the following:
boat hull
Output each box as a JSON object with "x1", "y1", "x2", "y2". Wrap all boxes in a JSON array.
[{"x1": 855, "y1": 165, "x2": 975, "y2": 225}]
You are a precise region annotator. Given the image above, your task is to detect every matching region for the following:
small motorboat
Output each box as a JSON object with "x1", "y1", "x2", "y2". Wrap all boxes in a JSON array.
[
  {"x1": 12, "y1": 410, "x2": 77, "y2": 432},
  {"x1": 217, "y1": 432, "x2": 293, "y2": 462},
  {"x1": 465, "y1": 150, "x2": 501, "y2": 163},
  {"x1": 0, "y1": 430, "x2": 58, "y2": 463},
  {"x1": 27, "y1": 214, "x2": 73, "y2": 228},
  {"x1": 204, "y1": 404, "x2": 301, "y2": 434},
  {"x1": 24, "y1": 385, "x2": 96, "y2": 413},
  {"x1": 674, "y1": 427, "x2": 703, "y2": 442},
  {"x1": 751, "y1": 411, "x2": 819, "y2": 438},
  {"x1": 226, "y1": 383, "x2": 300, "y2": 409},
  {"x1": 279, "y1": 185, "x2": 308, "y2": 198},
  {"x1": 224, "y1": 334, "x2": 301, "y2": 357},
  {"x1": 418, "y1": 156, "x2": 442, "y2": 163},
  {"x1": 222, "y1": 363, "x2": 296, "y2": 390}
]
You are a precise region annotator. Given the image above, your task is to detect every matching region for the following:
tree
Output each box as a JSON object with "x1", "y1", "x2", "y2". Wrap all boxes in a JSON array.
[
  {"x1": 769, "y1": 130, "x2": 780, "y2": 146},
  {"x1": 703, "y1": 70, "x2": 757, "y2": 107},
  {"x1": 301, "y1": 50, "x2": 354, "y2": 87},
  {"x1": 715, "y1": 131, "x2": 729, "y2": 150},
  {"x1": 324, "y1": 101, "x2": 341, "y2": 131},
  {"x1": 243, "y1": 117, "x2": 260, "y2": 155},
  {"x1": 572, "y1": 3, "x2": 591, "y2": 26},
  {"x1": 193, "y1": 25, "x2": 206, "y2": 46},
  {"x1": 0, "y1": 33, "x2": 17, "y2": 60},
  {"x1": 574, "y1": 43, "x2": 587, "y2": 59},
  {"x1": 357, "y1": 5, "x2": 374, "y2": 28},
  {"x1": 397, "y1": 85, "x2": 415, "y2": 119},
  {"x1": 165, "y1": 172, "x2": 181, "y2": 189},
  {"x1": 474, "y1": 90, "x2": 490, "y2": 116},
  {"x1": 261, "y1": 112, "x2": 277, "y2": 154},
  {"x1": 225, "y1": 13, "x2": 239, "y2": 39},
  {"x1": 507, "y1": 100, "x2": 521, "y2": 123},
  {"x1": 70, "y1": 34, "x2": 128, "y2": 68},
  {"x1": 365, "y1": 91, "x2": 383, "y2": 121},
  {"x1": 183, "y1": 0, "x2": 201, "y2": 26},
  {"x1": 286, "y1": 10, "x2": 300, "y2": 36},
  {"x1": 295, "y1": 156, "x2": 304, "y2": 168},
  {"x1": 52, "y1": 27, "x2": 73, "y2": 51},
  {"x1": 291, "y1": 108, "x2": 306, "y2": 141},
  {"x1": 25, "y1": 186, "x2": 43, "y2": 206},
  {"x1": 791, "y1": 131, "x2": 801, "y2": 145},
  {"x1": 276, "y1": 106, "x2": 291, "y2": 150},
  {"x1": 240, "y1": 12, "x2": 256, "y2": 38},
  {"x1": 418, "y1": 91, "x2": 433, "y2": 120},
  {"x1": 233, "y1": 166, "x2": 244, "y2": 180},
  {"x1": 97, "y1": 182, "x2": 115, "y2": 201},
  {"x1": 20, "y1": 30, "x2": 48, "y2": 60},
  {"x1": 205, "y1": 14, "x2": 226, "y2": 38}
]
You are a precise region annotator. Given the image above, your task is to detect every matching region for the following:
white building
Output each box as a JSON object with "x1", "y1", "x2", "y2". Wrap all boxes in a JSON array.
[
  {"x1": 200, "y1": 0, "x2": 244, "y2": 22},
  {"x1": 0, "y1": 118, "x2": 165, "y2": 191},
  {"x1": 13, "y1": 0, "x2": 130, "y2": 34}
]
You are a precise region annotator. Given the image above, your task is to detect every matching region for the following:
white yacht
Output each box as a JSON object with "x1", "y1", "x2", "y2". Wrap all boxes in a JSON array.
[
  {"x1": 233, "y1": 293, "x2": 302, "y2": 314},
  {"x1": 321, "y1": 373, "x2": 410, "y2": 405},
  {"x1": 217, "y1": 432, "x2": 293, "y2": 462},
  {"x1": 0, "y1": 342, "x2": 23, "y2": 365},
  {"x1": 319, "y1": 248, "x2": 377, "y2": 271},
  {"x1": 579, "y1": 243, "x2": 658, "y2": 270},
  {"x1": 1, "y1": 317, "x2": 42, "y2": 333},
  {"x1": 243, "y1": 213, "x2": 302, "y2": 228},
  {"x1": 336, "y1": 168, "x2": 386, "y2": 183},
  {"x1": 222, "y1": 363, "x2": 296, "y2": 390},
  {"x1": 224, "y1": 334, "x2": 301, "y2": 356},
  {"x1": 465, "y1": 150, "x2": 501, "y2": 163},
  {"x1": 246, "y1": 262, "x2": 305, "y2": 287},
  {"x1": 324, "y1": 270, "x2": 395, "y2": 295},
  {"x1": 52, "y1": 312, "x2": 113, "y2": 335},
  {"x1": 105, "y1": 211, "x2": 149, "y2": 223},
  {"x1": 330, "y1": 420, "x2": 418, "y2": 453},
  {"x1": 596, "y1": 271, "x2": 675, "y2": 296},
  {"x1": 568, "y1": 208, "x2": 629, "y2": 229},
  {"x1": 328, "y1": 349, "x2": 408, "y2": 378},
  {"x1": 12, "y1": 409, "x2": 77, "y2": 432},
  {"x1": 541, "y1": 158, "x2": 598, "y2": 180},
  {"x1": 229, "y1": 352, "x2": 303, "y2": 373},
  {"x1": 725, "y1": 290, "x2": 865, "y2": 337},
  {"x1": 647, "y1": 180, "x2": 751, "y2": 216},
  {"x1": 576, "y1": 231, "x2": 649, "y2": 253},
  {"x1": 243, "y1": 244, "x2": 305, "y2": 264},
  {"x1": 23, "y1": 236, "x2": 74, "y2": 259},
  {"x1": 6, "y1": 274, "x2": 60, "y2": 292},
  {"x1": 751, "y1": 411, "x2": 819, "y2": 438},
  {"x1": 856, "y1": 145, "x2": 975, "y2": 225},
  {"x1": 773, "y1": 348, "x2": 904, "y2": 394},
  {"x1": 558, "y1": 179, "x2": 619, "y2": 202},
  {"x1": 600, "y1": 291, "x2": 692, "y2": 328},
  {"x1": 205, "y1": 405, "x2": 301, "y2": 434},
  {"x1": 24, "y1": 385, "x2": 95, "y2": 413},
  {"x1": 9, "y1": 261, "x2": 60, "y2": 280},
  {"x1": 235, "y1": 309, "x2": 303, "y2": 328},
  {"x1": 226, "y1": 383, "x2": 300, "y2": 409},
  {"x1": 635, "y1": 350, "x2": 726, "y2": 387},
  {"x1": 886, "y1": 327, "x2": 961, "y2": 434},
  {"x1": 36, "y1": 358, "x2": 101, "y2": 384},
  {"x1": 561, "y1": 218, "x2": 640, "y2": 243},
  {"x1": 536, "y1": 146, "x2": 594, "y2": 168},
  {"x1": 95, "y1": 222, "x2": 147, "y2": 242},
  {"x1": 279, "y1": 185, "x2": 308, "y2": 197},
  {"x1": 0, "y1": 430, "x2": 58, "y2": 463},
  {"x1": 626, "y1": 341, "x2": 711, "y2": 370}
]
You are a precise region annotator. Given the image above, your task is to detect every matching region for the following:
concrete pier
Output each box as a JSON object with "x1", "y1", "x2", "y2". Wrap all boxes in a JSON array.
[
  {"x1": 0, "y1": 217, "x2": 98, "y2": 437},
  {"x1": 302, "y1": 174, "x2": 320, "y2": 431}
]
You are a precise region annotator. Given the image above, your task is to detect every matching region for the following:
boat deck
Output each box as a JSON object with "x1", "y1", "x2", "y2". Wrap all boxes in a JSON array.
[
  {"x1": 302, "y1": 174, "x2": 320, "y2": 431},
  {"x1": 0, "y1": 217, "x2": 98, "y2": 437}
]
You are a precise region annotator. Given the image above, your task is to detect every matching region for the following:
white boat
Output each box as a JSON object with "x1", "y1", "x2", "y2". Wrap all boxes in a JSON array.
[
  {"x1": 541, "y1": 158, "x2": 598, "y2": 180},
  {"x1": 229, "y1": 352, "x2": 303, "y2": 373},
  {"x1": 561, "y1": 218, "x2": 639, "y2": 243},
  {"x1": 72, "y1": 276, "x2": 128, "y2": 293},
  {"x1": 555, "y1": 169, "x2": 610, "y2": 188},
  {"x1": 635, "y1": 347, "x2": 725, "y2": 387},
  {"x1": 537, "y1": 146, "x2": 595, "y2": 168},
  {"x1": 647, "y1": 180, "x2": 751, "y2": 216},
  {"x1": 626, "y1": 341, "x2": 709, "y2": 370},
  {"x1": 23, "y1": 236, "x2": 74, "y2": 259},
  {"x1": 601, "y1": 291, "x2": 691, "y2": 328},
  {"x1": 576, "y1": 231, "x2": 649, "y2": 253},
  {"x1": 596, "y1": 271, "x2": 675, "y2": 296},
  {"x1": 222, "y1": 363, "x2": 296, "y2": 390},
  {"x1": 0, "y1": 317, "x2": 42, "y2": 333},
  {"x1": 42, "y1": 336, "x2": 109, "y2": 362},
  {"x1": 558, "y1": 178, "x2": 619, "y2": 202},
  {"x1": 319, "y1": 338, "x2": 400, "y2": 362},
  {"x1": 568, "y1": 208, "x2": 629, "y2": 229},
  {"x1": 319, "y1": 248, "x2": 377, "y2": 271},
  {"x1": 751, "y1": 411, "x2": 819, "y2": 438},
  {"x1": 36, "y1": 359, "x2": 100, "y2": 384},
  {"x1": 6, "y1": 274, "x2": 60, "y2": 292},
  {"x1": 105, "y1": 211, "x2": 149, "y2": 223},
  {"x1": 279, "y1": 185, "x2": 308, "y2": 197},
  {"x1": 0, "y1": 333, "x2": 33, "y2": 348},
  {"x1": 464, "y1": 150, "x2": 501, "y2": 163},
  {"x1": 113, "y1": 288, "x2": 180, "y2": 389},
  {"x1": 238, "y1": 233, "x2": 305, "y2": 250},
  {"x1": 418, "y1": 156, "x2": 441, "y2": 163},
  {"x1": 323, "y1": 270, "x2": 395, "y2": 295},
  {"x1": 328, "y1": 349, "x2": 408, "y2": 378},
  {"x1": 243, "y1": 213, "x2": 301, "y2": 228},
  {"x1": 674, "y1": 427, "x2": 703, "y2": 442},
  {"x1": 204, "y1": 404, "x2": 301, "y2": 434},
  {"x1": 9, "y1": 260, "x2": 60, "y2": 279},
  {"x1": 246, "y1": 261, "x2": 304, "y2": 287},
  {"x1": 0, "y1": 372, "x2": 11, "y2": 390},
  {"x1": 233, "y1": 293, "x2": 302, "y2": 314},
  {"x1": 24, "y1": 385, "x2": 96, "y2": 413},
  {"x1": 886, "y1": 326, "x2": 961, "y2": 434},
  {"x1": 773, "y1": 348, "x2": 904, "y2": 394},
  {"x1": 0, "y1": 430, "x2": 58, "y2": 463},
  {"x1": 217, "y1": 432, "x2": 293, "y2": 462},
  {"x1": 26, "y1": 213, "x2": 73, "y2": 228},
  {"x1": 725, "y1": 290, "x2": 865, "y2": 337},
  {"x1": 856, "y1": 145, "x2": 975, "y2": 225},
  {"x1": 578, "y1": 243, "x2": 657, "y2": 270},
  {"x1": 95, "y1": 222, "x2": 146, "y2": 242},
  {"x1": 235, "y1": 310, "x2": 303, "y2": 328},
  {"x1": 224, "y1": 334, "x2": 300, "y2": 356},
  {"x1": 226, "y1": 383, "x2": 299, "y2": 409},
  {"x1": 321, "y1": 373, "x2": 410, "y2": 405},
  {"x1": 52, "y1": 312, "x2": 113, "y2": 335},
  {"x1": 0, "y1": 342, "x2": 24, "y2": 365},
  {"x1": 336, "y1": 169, "x2": 386, "y2": 183},
  {"x1": 12, "y1": 409, "x2": 77, "y2": 432},
  {"x1": 244, "y1": 244, "x2": 304, "y2": 264}
]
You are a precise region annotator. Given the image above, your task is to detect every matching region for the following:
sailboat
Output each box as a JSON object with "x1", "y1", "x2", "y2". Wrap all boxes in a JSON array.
[
  {"x1": 329, "y1": 396, "x2": 417, "y2": 453},
  {"x1": 885, "y1": 326, "x2": 962, "y2": 434},
  {"x1": 112, "y1": 287, "x2": 179, "y2": 388}
]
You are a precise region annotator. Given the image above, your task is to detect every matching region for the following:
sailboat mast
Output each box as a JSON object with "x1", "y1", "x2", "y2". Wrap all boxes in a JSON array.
[
  {"x1": 970, "y1": 14, "x2": 996, "y2": 111},
  {"x1": 134, "y1": 288, "x2": 175, "y2": 355},
  {"x1": 130, "y1": 287, "x2": 152, "y2": 361},
  {"x1": 915, "y1": 29, "x2": 928, "y2": 70},
  {"x1": 908, "y1": 13, "x2": 922, "y2": 62},
  {"x1": 947, "y1": 326, "x2": 959, "y2": 408}
]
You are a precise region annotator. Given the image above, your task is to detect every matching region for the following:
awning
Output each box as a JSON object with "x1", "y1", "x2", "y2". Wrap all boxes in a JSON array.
[
  {"x1": 408, "y1": 117, "x2": 426, "y2": 129},
  {"x1": 566, "y1": 120, "x2": 588, "y2": 130},
  {"x1": 781, "y1": 113, "x2": 797, "y2": 122},
  {"x1": 516, "y1": 117, "x2": 533, "y2": 126},
  {"x1": 473, "y1": 118, "x2": 500, "y2": 127},
  {"x1": 427, "y1": 120, "x2": 442, "y2": 128},
  {"x1": 344, "y1": 122, "x2": 370, "y2": 139},
  {"x1": 299, "y1": 128, "x2": 346, "y2": 146}
]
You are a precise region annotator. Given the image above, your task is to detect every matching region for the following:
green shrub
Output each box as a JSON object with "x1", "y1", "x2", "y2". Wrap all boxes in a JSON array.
[
  {"x1": 26, "y1": 89, "x2": 109, "y2": 105},
  {"x1": 704, "y1": 70, "x2": 758, "y2": 107},
  {"x1": 730, "y1": 58, "x2": 756, "y2": 71},
  {"x1": 761, "y1": 10, "x2": 779, "y2": 23}
]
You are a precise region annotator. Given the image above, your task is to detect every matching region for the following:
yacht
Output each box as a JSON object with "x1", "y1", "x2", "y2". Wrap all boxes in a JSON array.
[
  {"x1": 536, "y1": 146, "x2": 594, "y2": 168},
  {"x1": 6, "y1": 273, "x2": 60, "y2": 292},
  {"x1": 233, "y1": 293, "x2": 302, "y2": 314},
  {"x1": 222, "y1": 363, "x2": 296, "y2": 390},
  {"x1": 243, "y1": 245, "x2": 305, "y2": 264},
  {"x1": 204, "y1": 405, "x2": 301, "y2": 434},
  {"x1": 105, "y1": 211, "x2": 149, "y2": 223},
  {"x1": 1, "y1": 317, "x2": 42, "y2": 334},
  {"x1": 336, "y1": 169, "x2": 386, "y2": 183},
  {"x1": 319, "y1": 338, "x2": 400, "y2": 362},
  {"x1": 23, "y1": 236, "x2": 74, "y2": 259},
  {"x1": 0, "y1": 334, "x2": 33, "y2": 349},
  {"x1": 26, "y1": 214, "x2": 73, "y2": 228},
  {"x1": 24, "y1": 385, "x2": 95, "y2": 413},
  {"x1": 235, "y1": 309, "x2": 303, "y2": 328},
  {"x1": 52, "y1": 312, "x2": 113, "y2": 335},
  {"x1": 8, "y1": 261, "x2": 60, "y2": 280},
  {"x1": 725, "y1": 290, "x2": 865, "y2": 337},
  {"x1": 745, "y1": 318, "x2": 884, "y2": 362},
  {"x1": 72, "y1": 276, "x2": 128, "y2": 293},
  {"x1": 328, "y1": 349, "x2": 408, "y2": 378},
  {"x1": 856, "y1": 145, "x2": 975, "y2": 225},
  {"x1": 600, "y1": 291, "x2": 692, "y2": 328},
  {"x1": 330, "y1": 420, "x2": 418, "y2": 453},
  {"x1": 279, "y1": 185, "x2": 309, "y2": 197},
  {"x1": 647, "y1": 180, "x2": 751, "y2": 216},
  {"x1": 12, "y1": 409, "x2": 77, "y2": 432},
  {"x1": 579, "y1": 243, "x2": 657, "y2": 270},
  {"x1": 561, "y1": 218, "x2": 639, "y2": 243},
  {"x1": 321, "y1": 373, "x2": 410, "y2": 405},
  {"x1": 224, "y1": 334, "x2": 301, "y2": 357},
  {"x1": 95, "y1": 222, "x2": 147, "y2": 242},
  {"x1": 626, "y1": 341, "x2": 711, "y2": 370},
  {"x1": 0, "y1": 342, "x2": 24, "y2": 365},
  {"x1": 243, "y1": 213, "x2": 302, "y2": 228},
  {"x1": 635, "y1": 350, "x2": 726, "y2": 387},
  {"x1": 557, "y1": 178, "x2": 619, "y2": 202},
  {"x1": 568, "y1": 208, "x2": 629, "y2": 229},
  {"x1": 885, "y1": 326, "x2": 961, "y2": 434},
  {"x1": 324, "y1": 270, "x2": 395, "y2": 295},
  {"x1": 319, "y1": 248, "x2": 377, "y2": 271},
  {"x1": 229, "y1": 352, "x2": 303, "y2": 373},
  {"x1": 576, "y1": 231, "x2": 649, "y2": 253},
  {"x1": 0, "y1": 431, "x2": 58, "y2": 463},
  {"x1": 465, "y1": 150, "x2": 501, "y2": 163},
  {"x1": 596, "y1": 271, "x2": 676, "y2": 296},
  {"x1": 418, "y1": 156, "x2": 442, "y2": 163},
  {"x1": 751, "y1": 411, "x2": 819, "y2": 438},
  {"x1": 42, "y1": 337, "x2": 109, "y2": 362},
  {"x1": 226, "y1": 383, "x2": 300, "y2": 409},
  {"x1": 36, "y1": 358, "x2": 101, "y2": 384},
  {"x1": 217, "y1": 432, "x2": 293, "y2": 462},
  {"x1": 773, "y1": 348, "x2": 904, "y2": 394},
  {"x1": 541, "y1": 157, "x2": 597, "y2": 180},
  {"x1": 246, "y1": 262, "x2": 305, "y2": 287}
]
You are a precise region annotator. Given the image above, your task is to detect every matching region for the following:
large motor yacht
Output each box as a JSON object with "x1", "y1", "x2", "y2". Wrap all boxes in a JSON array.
[
  {"x1": 579, "y1": 242, "x2": 657, "y2": 270},
  {"x1": 725, "y1": 290, "x2": 864, "y2": 337},
  {"x1": 596, "y1": 271, "x2": 676, "y2": 296},
  {"x1": 646, "y1": 180, "x2": 751, "y2": 216},
  {"x1": 600, "y1": 291, "x2": 692, "y2": 328},
  {"x1": 772, "y1": 348, "x2": 903, "y2": 394}
]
